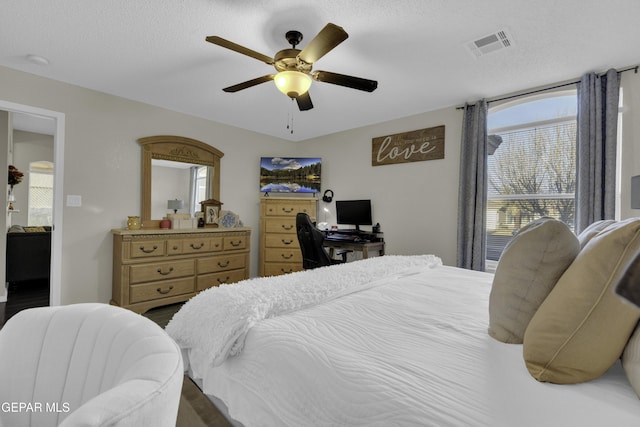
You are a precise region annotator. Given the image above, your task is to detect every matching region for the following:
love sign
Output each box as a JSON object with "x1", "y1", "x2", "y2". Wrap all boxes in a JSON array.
[{"x1": 372, "y1": 125, "x2": 445, "y2": 166}]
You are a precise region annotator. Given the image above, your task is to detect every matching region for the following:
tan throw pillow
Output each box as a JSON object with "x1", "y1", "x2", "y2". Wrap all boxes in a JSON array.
[
  {"x1": 523, "y1": 218, "x2": 640, "y2": 384},
  {"x1": 577, "y1": 219, "x2": 616, "y2": 248},
  {"x1": 488, "y1": 218, "x2": 579, "y2": 344}
]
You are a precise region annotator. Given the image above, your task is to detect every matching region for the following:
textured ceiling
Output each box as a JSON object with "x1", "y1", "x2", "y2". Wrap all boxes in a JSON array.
[{"x1": 1, "y1": 0, "x2": 639, "y2": 141}]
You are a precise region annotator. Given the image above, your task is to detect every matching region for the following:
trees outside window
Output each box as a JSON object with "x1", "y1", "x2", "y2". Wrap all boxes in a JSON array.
[{"x1": 486, "y1": 93, "x2": 576, "y2": 261}]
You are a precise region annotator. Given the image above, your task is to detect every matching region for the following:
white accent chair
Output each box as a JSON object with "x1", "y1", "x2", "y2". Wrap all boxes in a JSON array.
[{"x1": 0, "y1": 303, "x2": 183, "y2": 426}]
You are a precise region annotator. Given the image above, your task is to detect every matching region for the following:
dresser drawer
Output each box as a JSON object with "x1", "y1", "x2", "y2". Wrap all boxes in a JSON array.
[
  {"x1": 224, "y1": 235, "x2": 247, "y2": 251},
  {"x1": 130, "y1": 240, "x2": 166, "y2": 258},
  {"x1": 166, "y1": 240, "x2": 183, "y2": 255},
  {"x1": 210, "y1": 237, "x2": 223, "y2": 252},
  {"x1": 265, "y1": 248, "x2": 302, "y2": 263},
  {"x1": 129, "y1": 259, "x2": 195, "y2": 284},
  {"x1": 265, "y1": 233, "x2": 299, "y2": 248},
  {"x1": 263, "y1": 263, "x2": 303, "y2": 277},
  {"x1": 129, "y1": 277, "x2": 194, "y2": 304},
  {"x1": 264, "y1": 218, "x2": 297, "y2": 234},
  {"x1": 273, "y1": 202, "x2": 315, "y2": 217},
  {"x1": 198, "y1": 253, "x2": 247, "y2": 274},
  {"x1": 197, "y1": 269, "x2": 246, "y2": 291}
]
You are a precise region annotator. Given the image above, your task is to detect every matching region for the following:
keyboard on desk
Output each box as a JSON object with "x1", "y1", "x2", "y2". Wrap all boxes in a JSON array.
[{"x1": 325, "y1": 233, "x2": 363, "y2": 242}]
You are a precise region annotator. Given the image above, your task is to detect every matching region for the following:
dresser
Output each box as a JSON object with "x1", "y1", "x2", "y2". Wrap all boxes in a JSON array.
[
  {"x1": 260, "y1": 197, "x2": 317, "y2": 276},
  {"x1": 112, "y1": 228, "x2": 251, "y2": 313}
]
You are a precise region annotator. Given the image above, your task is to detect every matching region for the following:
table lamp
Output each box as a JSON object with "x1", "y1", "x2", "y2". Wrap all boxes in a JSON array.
[{"x1": 167, "y1": 199, "x2": 184, "y2": 214}]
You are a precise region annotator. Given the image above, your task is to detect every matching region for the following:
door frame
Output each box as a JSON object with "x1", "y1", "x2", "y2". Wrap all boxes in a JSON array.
[{"x1": 0, "y1": 100, "x2": 64, "y2": 306}]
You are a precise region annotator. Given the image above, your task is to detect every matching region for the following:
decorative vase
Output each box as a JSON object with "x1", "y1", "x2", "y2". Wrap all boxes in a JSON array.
[
  {"x1": 159, "y1": 218, "x2": 171, "y2": 229},
  {"x1": 127, "y1": 216, "x2": 141, "y2": 230}
]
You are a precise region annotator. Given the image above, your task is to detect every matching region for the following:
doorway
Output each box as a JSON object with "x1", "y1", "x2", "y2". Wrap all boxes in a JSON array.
[{"x1": 0, "y1": 100, "x2": 64, "y2": 310}]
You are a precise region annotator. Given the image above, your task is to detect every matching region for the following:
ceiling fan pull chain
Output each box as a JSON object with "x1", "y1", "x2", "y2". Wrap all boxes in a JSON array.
[{"x1": 286, "y1": 98, "x2": 294, "y2": 134}]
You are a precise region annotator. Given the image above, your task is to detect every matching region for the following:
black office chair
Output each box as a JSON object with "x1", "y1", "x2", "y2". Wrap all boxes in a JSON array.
[{"x1": 296, "y1": 213, "x2": 350, "y2": 269}]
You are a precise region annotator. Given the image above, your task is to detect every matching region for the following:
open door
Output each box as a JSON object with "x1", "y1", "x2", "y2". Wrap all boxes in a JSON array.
[{"x1": 0, "y1": 101, "x2": 64, "y2": 307}]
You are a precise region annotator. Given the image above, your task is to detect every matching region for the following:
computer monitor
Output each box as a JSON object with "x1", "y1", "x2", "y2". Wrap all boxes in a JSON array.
[{"x1": 335, "y1": 200, "x2": 372, "y2": 232}]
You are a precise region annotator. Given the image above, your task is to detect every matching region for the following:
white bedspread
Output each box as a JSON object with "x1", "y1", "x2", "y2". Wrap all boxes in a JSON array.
[
  {"x1": 166, "y1": 255, "x2": 441, "y2": 372},
  {"x1": 173, "y1": 260, "x2": 640, "y2": 426}
]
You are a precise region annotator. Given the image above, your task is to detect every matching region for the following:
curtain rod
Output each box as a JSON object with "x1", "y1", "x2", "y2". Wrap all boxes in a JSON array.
[{"x1": 456, "y1": 65, "x2": 638, "y2": 110}]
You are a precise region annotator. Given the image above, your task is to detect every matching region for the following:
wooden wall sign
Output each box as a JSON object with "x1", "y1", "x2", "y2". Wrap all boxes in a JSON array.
[{"x1": 372, "y1": 125, "x2": 445, "y2": 166}]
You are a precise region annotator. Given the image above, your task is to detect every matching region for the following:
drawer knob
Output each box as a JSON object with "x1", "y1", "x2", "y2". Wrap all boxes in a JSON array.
[
  {"x1": 281, "y1": 268, "x2": 293, "y2": 274},
  {"x1": 157, "y1": 285, "x2": 174, "y2": 295},
  {"x1": 282, "y1": 207, "x2": 294, "y2": 213},
  {"x1": 217, "y1": 260, "x2": 230, "y2": 268},
  {"x1": 281, "y1": 253, "x2": 293, "y2": 259},
  {"x1": 157, "y1": 267, "x2": 174, "y2": 276},
  {"x1": 229, "y1": 240, "x2": 242, "y2": 247},
  {"x1": 217, "y1": 276, "x2": 231, "y2": 284},
  {"x1": 139, "y1": 245, "x2": 158, "y2": 254},
  {"x1": 190, "y1": 242, "x2": 205, "y2": 250},
  {"x1": 281, "y1": 239, "x2": 294, "y2": 245},
  {"x1": 281, "y1": 225, "x2": 293, "y2": 231}
]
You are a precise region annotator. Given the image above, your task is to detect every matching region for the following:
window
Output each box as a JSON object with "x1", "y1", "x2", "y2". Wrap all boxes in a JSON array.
[
  {"x1": 28, "y1": 161, "x2": 54, "y2": 226},
  {"x1": 486, "y1": 93, "x2": 577, "y2": 263},
  {"x1": 191, "y1": 165, "x2": 209, "y2": 214}
]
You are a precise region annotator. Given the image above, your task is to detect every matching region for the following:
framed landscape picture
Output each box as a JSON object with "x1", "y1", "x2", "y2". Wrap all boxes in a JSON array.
[{"x1": 260, "y1": 157, "x2": 321, "y2": 194}]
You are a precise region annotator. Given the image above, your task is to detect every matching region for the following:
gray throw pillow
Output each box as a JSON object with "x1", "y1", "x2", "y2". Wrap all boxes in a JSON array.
[{"x1": 488, "y1": 218, "x2": 580, "y2": 343}]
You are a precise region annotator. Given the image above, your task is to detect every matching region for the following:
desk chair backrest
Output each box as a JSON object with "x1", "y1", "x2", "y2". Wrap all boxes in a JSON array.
[{"x1": 296, "y1": 212, "x2": 333, "y2": 269}]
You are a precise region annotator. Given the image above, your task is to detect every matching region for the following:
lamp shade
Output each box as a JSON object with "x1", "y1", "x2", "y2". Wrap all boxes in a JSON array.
[
  {"x1": 167, "y1": 199, "x2": 184, "y2": 212},
  {"x1": 274, "y1": 71, "x2": 312, "y2": 98}
]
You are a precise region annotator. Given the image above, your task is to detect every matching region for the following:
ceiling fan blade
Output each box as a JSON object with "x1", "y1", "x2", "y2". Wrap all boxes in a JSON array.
[
  {"x1": 296, "y1": 92, "x2": 314, "y2": 111},
  {"x1": 297, "y1": 23, "x2": 348, "y2": 65},
  {"x1": 223, "y1": 75, "x2": 275, "y2": 93},
  {"x1": 313, "y1": 71, "x2": 378, "y2": 92},
  {"x1": 206, "y1": 36, "x2": 274, "y2": 65}
]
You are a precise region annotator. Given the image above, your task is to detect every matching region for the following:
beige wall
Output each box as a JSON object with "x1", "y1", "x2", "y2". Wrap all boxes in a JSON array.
[
  {"x1": 295, "y1": 107, "x2": 463, "y2": 266},
  {"x1": 1, "y1": 64, "x2": 638, "y2": 305},
  {"x1": 0, "y1": 65, "x2": 293, "y2": 304}
]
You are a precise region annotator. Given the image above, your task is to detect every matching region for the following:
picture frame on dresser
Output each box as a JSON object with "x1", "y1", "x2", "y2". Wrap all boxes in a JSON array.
[{"x1": 201, "y1": 198, "x2": 223, "y2": 228}]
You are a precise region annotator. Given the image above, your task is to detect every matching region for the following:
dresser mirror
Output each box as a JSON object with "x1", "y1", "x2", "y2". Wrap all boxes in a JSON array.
[{"x1": 139, "y1": 135, "x2": 223, "y2": 228}]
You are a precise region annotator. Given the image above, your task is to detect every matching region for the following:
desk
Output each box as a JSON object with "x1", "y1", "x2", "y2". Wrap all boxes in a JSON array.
[{"x1": 324, "y1": 239, "x2": 385, "y2": 259}]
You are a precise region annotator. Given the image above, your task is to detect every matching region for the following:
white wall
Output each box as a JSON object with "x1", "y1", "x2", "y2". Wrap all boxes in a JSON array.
[
  {"x1": 0, "y1": 111, "x2": 9, "y2": 301},
  {"x1": 151, "y1": 165, "x2": 191, "y2": 219}
]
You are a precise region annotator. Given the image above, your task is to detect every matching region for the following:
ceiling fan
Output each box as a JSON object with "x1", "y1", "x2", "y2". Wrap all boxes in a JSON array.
[{"x1": 206, "y1": 23, "x2": 378, "y2": 111}]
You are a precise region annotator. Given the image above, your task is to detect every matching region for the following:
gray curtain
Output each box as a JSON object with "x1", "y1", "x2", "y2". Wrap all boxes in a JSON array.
[
  {"x1": 575, "y1": 68, "x2": 620, "y2": 233},
  {"x1": 457, "y1": 100, "x2": 488, "y2": 271}
]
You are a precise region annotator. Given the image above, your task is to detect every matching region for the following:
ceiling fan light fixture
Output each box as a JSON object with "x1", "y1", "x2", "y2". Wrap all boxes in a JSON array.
[{"x1": 274, "y1": 71, "x2": 312, "y2": 98}]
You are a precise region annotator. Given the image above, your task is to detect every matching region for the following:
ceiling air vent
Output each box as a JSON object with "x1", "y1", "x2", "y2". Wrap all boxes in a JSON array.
[{"x1": 466, "y1": 29, "x2": 515, "y2": 58}]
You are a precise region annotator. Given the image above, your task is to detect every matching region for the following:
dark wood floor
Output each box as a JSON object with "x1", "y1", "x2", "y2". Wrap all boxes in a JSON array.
[{"x1": 0, "y1": 279, "x2": 50, "y2": 329}]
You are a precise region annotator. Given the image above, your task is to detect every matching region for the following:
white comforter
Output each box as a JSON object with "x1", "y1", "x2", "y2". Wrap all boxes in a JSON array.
[{"x1": 169, "y1": 258, "x2": 640, "y2": 427}]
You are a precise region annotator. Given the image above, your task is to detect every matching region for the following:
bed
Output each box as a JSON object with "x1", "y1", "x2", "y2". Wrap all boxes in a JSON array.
[{"x1": 166, "y1": 245, "x2": 640, "y2": 426}]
